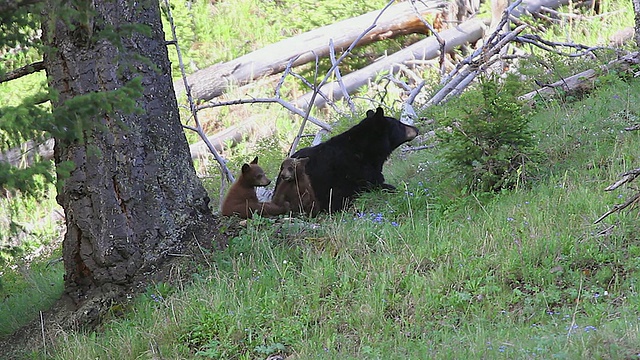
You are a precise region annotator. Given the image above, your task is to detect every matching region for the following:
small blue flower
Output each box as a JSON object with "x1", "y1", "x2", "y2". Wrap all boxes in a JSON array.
[
  {"x1": 584, "y1": 325, "x2": 597, "y2": 332},
  {"x1": 507, "y1": 217, "x2": 515, "y2": 222},
  {"x1": 391, "y1": 221, "x2": 399, "y2": 227}
]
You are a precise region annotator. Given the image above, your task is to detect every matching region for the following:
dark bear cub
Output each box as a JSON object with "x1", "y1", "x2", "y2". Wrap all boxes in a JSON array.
[
  {"x1": 221, "y1": 157, "x2": 289, "y2": 219},
  {"x1": 291, "y1": 107, "x2": 418, "y2": 213},
  {"x1": 272, "y1": 157, "x2": 317, "y2": 216}
]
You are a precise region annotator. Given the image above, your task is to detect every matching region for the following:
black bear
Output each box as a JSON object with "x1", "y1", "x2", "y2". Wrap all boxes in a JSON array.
[
  {"x1": 288, "y1": 107, "x2": 418, "y2": 213},
  {"x1": 272, "y1": 157, "x2": 317, "y2": 216},
  {"x1": 221, "y1": 157, "x2": 289, "y2": 219}
]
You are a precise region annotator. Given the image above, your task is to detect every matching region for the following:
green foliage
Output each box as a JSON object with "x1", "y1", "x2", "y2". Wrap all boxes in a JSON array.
[
  {"x1": 3, "y1": 0, "x2": 640, "y2": 359},
  {"x1": 436, "y1": 75, "x2": 541, "y2": 193}
]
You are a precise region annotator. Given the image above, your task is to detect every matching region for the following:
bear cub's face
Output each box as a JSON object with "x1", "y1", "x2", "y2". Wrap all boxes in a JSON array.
[
  {"x1": 242, "y1": 157, "x2": 271, "y2": 187},
  {"x1": 279, "y1": 157, "x2": 309, "y2": 182}
]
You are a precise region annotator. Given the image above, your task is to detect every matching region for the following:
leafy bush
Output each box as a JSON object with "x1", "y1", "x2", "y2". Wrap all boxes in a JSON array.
[{"x1": 436, "y1": 75, "x2": 541, "y2": 193}]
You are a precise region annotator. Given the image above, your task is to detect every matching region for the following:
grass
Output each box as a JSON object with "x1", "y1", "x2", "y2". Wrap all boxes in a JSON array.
[
  {"x1": 2, "y1": 0, "x2": 639, "y2": 358},
  {"x1": 13, "y1": 75, "x2": 639, "y2": 359}
]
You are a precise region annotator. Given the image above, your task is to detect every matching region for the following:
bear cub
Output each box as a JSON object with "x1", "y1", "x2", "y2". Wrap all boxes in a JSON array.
[
  {"x1": 221, "y1": 157, "x2": 289, "y2": 219},
  {"x1": 272, "y1": 157, "x2": 317, "y2": 216}
]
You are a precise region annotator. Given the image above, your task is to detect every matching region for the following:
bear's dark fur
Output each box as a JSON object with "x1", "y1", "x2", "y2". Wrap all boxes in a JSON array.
[
  {"x1": 221, "y1": 157, "x2": 289, "y2": 219},
  {"x1": 290, "y1": 107, "x2": 418, "y2": 213},
  {"x1": 272, "y1": 157, "x2": 317, "y2": 216}
]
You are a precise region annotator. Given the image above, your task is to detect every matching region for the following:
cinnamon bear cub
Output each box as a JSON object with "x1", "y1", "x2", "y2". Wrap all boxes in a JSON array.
[
  {"x1": 221, "y1": 157, "x2": 289, "y2": 219},
  {"x1": 272, "y1": 157, "x2": 317, "y2": 216}
]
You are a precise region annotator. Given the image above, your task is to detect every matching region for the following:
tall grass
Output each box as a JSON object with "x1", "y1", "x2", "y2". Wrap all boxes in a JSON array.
[
  {"x1": 2, "y1": 0, "x2": 639, "y2": 358},
  {"x1": 29, "y1": 75, "x2": 640, "y2": 359}
]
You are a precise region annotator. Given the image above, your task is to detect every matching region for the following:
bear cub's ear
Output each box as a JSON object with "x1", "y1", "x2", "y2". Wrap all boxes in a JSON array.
[
  {"x1": 366, "y1": 107, "x2": 385, "y2": 119},
  {"x1": 241, "y1": 163, "x2": 251, "y2": 174},
  {"x1": 250, "y1": 156, "x2": 259, "y2": 164}
]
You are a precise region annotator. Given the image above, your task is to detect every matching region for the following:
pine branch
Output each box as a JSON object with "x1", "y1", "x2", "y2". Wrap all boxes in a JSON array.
[{"x1": 0, "y1": 0, "x2": 42, "y2": 14}]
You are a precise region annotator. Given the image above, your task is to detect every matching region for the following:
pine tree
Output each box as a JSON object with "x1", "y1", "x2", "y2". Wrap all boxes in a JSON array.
[{"x1": 1, "y1": 0, "x2": 220, "y2": 328}]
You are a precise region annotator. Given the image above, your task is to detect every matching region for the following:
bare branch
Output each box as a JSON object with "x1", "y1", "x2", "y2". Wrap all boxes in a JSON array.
[
  {"x1": 161, "y1": 0, "x2": 235, "y2": 183},
  {"x1": 196, "y1": 97, "x2": 331, "y2": 132},
  {"x1": 514, "y1": 34, "x2": 605, "y2": 57},
  {"x1": 411, "y1": 0, "x2": 446, "y2": 77},
  {"x1": 594, "y1": 192, "x2": 640, "y2": 224},
  {"x1": 0, "y1": 61, "x2": 44, "y2": 84},
  {"x1": 604, "y1": 168, "x2": 640, "y2": 192},
  {"x1": 329, "y1": 39, "x2": 356, "y2": 115}
]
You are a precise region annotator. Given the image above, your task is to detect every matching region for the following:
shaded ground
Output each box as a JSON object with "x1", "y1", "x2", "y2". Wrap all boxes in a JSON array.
[{"x1": 0, "y1": 225, "x2": 231, "y2": 360}]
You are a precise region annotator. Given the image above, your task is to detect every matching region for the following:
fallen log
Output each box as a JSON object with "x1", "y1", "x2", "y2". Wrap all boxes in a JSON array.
[
  {"x1": 174, "y1": 0, "x2": 445, "y2": 102},
  {"x1": 296, "y1": 18, "x2": 488, "y2": 110},
  {"x1": 518, "y1": 51, "x2": 640, "y2": 102}
]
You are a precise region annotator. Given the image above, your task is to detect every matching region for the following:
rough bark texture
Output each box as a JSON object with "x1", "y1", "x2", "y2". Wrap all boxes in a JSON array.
[
  {"x1": 42, "y1": 0, "x2": 219, "y2": 322},
  {"x1": 634, "y1": 0, "x2": 640, "y2": 47}
]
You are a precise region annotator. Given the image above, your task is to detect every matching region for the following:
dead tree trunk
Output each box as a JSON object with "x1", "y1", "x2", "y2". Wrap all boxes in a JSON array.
[
  {"x1": 296, "y1": 18, "x2": 487, "y2": 110},
  {"x1": 43, "y1": 0, "x2": 218, "y2": 326},
  {"x1": 174, "y1": 0, "x2": 444, "y2": 102}
]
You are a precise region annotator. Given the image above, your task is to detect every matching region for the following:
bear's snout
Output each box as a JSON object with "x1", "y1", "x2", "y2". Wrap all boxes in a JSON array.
[{"x1": 404, "y1": 124, "x2": 419, "y2": 141}]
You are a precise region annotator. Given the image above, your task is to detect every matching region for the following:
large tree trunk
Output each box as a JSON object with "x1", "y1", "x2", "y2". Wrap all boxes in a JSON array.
[
  {"x1": 634, "y1": 0, "x2": 640, "y2": 47},
  {"x1": 43, "y1": 0, "x2": 218, "y2": 320}
]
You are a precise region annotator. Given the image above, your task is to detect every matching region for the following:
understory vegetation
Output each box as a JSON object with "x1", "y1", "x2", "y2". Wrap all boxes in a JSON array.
[{"x1": 2, "y1": 0, "x2": 639, "y2": 359}]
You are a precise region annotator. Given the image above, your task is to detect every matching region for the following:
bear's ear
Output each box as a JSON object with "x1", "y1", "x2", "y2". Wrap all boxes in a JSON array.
[
  {"x1": 375, "y1": 107, "x2": 384, "y2": 117},
  {"x1": 250, "y1": 156, "x2": 258, "y2": 164},
  {"x1": 241, "y1": 163, "x2": 251, "y2": 174},
  {"x1": 366, "y1": 109, "x2": 375, "y2": 118}
]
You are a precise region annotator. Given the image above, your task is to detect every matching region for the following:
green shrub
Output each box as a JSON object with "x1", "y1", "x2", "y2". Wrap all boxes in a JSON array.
[{"x1": 437, "y1": 75, "x2": 541, "y2": 193}]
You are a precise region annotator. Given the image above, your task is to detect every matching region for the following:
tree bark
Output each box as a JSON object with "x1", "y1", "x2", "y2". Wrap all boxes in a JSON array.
[
  {"x1": 42, "y1": 0, "x2": 218, "y2": 319},
  {"x1": 634, "y1": 0, "x2": 640, "y2": 48}
]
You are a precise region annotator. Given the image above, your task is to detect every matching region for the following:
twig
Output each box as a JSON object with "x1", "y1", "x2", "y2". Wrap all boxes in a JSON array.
[
  {"x1": 402, "y1": 144, "x2": 436, "y2": 152},
  {"x1": 288, "y1": 51, "x2": 321, "y2": 157},
  {"x1": 514, "y1": 34, "x2": 605, "y2": 57},
  {"x1": 594, "y1": 192, "x2": 640, "y2": 224},
  {"x1": 604, "y1": 168, "x2": 640, "y2": 191},
  {"x1": 40, "y1": 311, "x2": 46, "y2": 357},
  {"x1": 412, "y1": 0, "x2": 446, "y2": 77},
  {"x1": 329, "y1": 39, "x2": 356, "y2": 115},
  {"x1": 162, "y1": 0, "x2": 235, "y2": 183},
  {"x1": 196, "y1": 96, "x2": 331, "y2": 131}
]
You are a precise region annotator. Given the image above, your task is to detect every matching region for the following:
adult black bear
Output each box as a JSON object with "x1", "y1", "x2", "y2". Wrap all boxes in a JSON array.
[{"x1": 290, "y1": 107, "x2": 418, "y2": 213}]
